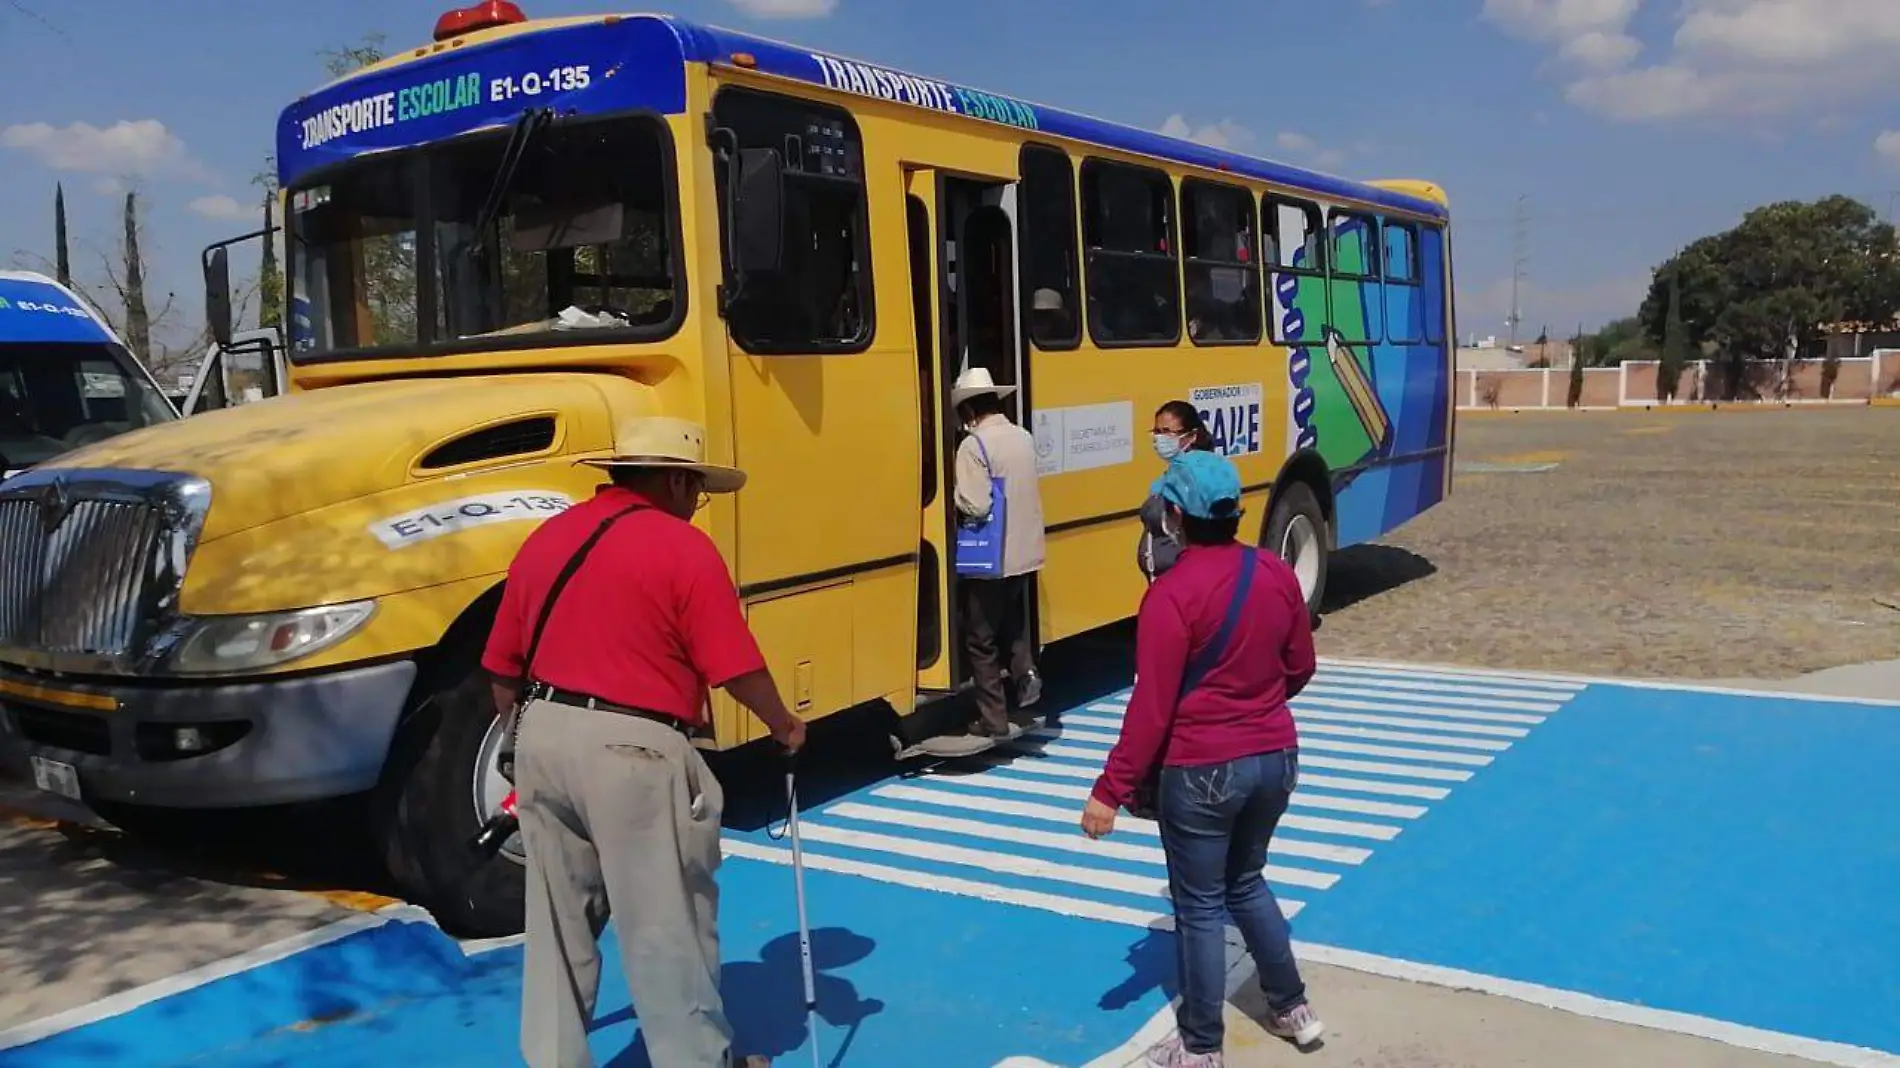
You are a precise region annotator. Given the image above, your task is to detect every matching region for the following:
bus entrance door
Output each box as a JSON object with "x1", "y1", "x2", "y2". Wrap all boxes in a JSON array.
[{"x1": 905, "y1": 168, "x2": 1031, "y2": 712}]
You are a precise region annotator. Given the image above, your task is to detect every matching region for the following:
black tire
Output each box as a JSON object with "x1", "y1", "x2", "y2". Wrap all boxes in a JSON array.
[
  {"x1": 1264, "y1": 481, "x2": 1329, "y2": 620},
  {"x1": 375, "y1": 662, "x2": 525, "y2": 938}
]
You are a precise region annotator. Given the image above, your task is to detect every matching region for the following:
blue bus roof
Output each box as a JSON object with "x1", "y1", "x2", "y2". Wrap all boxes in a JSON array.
[
  {"x1": 0, "y1": 272, "x2": 117, "y2": 346},
  {"x1": 279, "y1": 13, "x2": 1446, "y2": 221}
]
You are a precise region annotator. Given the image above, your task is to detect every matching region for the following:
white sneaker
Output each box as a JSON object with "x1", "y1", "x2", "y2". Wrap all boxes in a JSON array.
[
  {"x1": 1143, "y1": 1033, "x2": 1223, "y2": 1067},
  {"x1": 1266, "y1": 1002, "x2": 1325, "y2": 1046}
]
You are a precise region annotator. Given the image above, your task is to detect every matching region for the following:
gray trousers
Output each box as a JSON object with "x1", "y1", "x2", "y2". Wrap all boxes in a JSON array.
[{"x1": 515, "y1": 699, "x2": 731, "y2": 1068}]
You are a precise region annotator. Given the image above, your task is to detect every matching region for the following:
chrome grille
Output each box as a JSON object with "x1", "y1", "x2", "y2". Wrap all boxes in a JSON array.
[
  {"x1": 0, "y1": 469, "x2": 206, "y2": 672},
  {"x1": 40, "y1": 500, "x2": 163, "y2": 655},
  {"x1": 0, "y1": 497, "x2": 162, "y2": 656},
  {"x1": 0, "y1": 498, "x2": 45, "y2": 645}
]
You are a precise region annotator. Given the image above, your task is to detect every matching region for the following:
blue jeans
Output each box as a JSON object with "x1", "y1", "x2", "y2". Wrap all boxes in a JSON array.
[{"x1": 1157, "y1": 748, "x2": 1307, "y2": 1054}]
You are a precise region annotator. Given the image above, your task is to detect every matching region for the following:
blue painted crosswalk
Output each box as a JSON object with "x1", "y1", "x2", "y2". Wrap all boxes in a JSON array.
[
  {"x1": 7, "y1": 658, "x2": 1898, "y2": 1067},
  {"x1": 726, "y1": 661, "x2": 1586, "y2": 933}
]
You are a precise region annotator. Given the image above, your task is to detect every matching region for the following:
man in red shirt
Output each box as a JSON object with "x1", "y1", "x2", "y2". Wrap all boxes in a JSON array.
[
  {"x1": 1080, "y1": 451, "x2": 1324, "y2": 1066},
  {"x1": 483, "y1": 416, "x2": 803, "y2": 1068}
]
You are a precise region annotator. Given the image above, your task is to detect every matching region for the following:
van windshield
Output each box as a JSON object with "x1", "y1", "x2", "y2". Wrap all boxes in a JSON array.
[
  {"x1": 0, "y1": 342, "x2": 175, "y2": 475},
  {"x1": 287, "y1": 115, "x2": 680, "y2": 360}
]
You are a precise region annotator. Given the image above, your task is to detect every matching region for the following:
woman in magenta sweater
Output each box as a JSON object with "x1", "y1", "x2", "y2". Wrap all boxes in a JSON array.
[{"x1": 1080, "y1": 450, "x2": 1324, "y2": 1066}]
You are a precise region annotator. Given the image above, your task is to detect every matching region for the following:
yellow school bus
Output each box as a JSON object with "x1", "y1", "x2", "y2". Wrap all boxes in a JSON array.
[{"x1": 0, "y1": 3, "x2": 1455, "y2": 934}]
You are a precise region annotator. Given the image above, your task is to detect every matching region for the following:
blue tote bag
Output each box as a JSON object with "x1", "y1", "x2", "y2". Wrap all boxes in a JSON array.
[{"x1": 954, "y1": 434, "x2": 1008, "y2": 577}]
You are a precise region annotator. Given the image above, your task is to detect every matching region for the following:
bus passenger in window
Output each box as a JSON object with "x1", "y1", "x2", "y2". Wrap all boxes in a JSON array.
[
  {"x1": 1030, "y1": 287, "x2": 1072, "y2": 342},
  {"x1": 1138, "y1": 401, "x2": 1213, "y2": 584},
  {"x1": 951, "y1": 366, "x2": 1046, "y2": 738}
]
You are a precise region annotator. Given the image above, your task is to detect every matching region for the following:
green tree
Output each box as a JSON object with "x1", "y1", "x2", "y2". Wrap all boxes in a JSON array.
[
  {"x1": 1566, "y1": 324, "x2": 1585, "y2": 408},
  {"x1": 1639, "y1": 195, "x2": 1900, "y2": 399},
  {"x1": 1579, "y1": 316, "x2": 1659, "y2": 367},
  {"x1": 121, "y1": 191, "x2": 151, "y2": 363},
  {"x1": 320, "y1": 33, "x2": 387, "y2": 78},
  {"x1": 1659, "y1": 269, "x2": 1688, "y2": 402},
  {"x1": 53, "y1": 183, "x2": 70, "y2": 285}
]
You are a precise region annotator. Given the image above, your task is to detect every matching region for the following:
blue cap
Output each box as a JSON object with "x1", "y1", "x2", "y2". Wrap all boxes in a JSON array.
[{"x1": 1154, "y1": 450, "x2": 1245, "y2": 520}]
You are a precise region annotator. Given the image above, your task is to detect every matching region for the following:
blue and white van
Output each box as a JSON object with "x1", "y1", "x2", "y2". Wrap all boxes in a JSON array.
[{"x1": 0, "y1": 271, "x2": 178, "y2": 482}]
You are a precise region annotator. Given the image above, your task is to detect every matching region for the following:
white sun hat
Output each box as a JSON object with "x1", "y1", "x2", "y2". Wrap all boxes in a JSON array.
[{"x1": 579, "y1": 415, "x2": 746, "y2": 493}]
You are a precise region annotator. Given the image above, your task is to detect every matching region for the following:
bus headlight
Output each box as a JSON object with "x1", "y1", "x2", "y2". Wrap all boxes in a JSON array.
[{"x1": 167, "y1": 601, "x2": 377, "y2": 676}]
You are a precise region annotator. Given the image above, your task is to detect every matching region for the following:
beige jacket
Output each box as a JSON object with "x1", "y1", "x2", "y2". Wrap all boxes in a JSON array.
[{"x1": 953, "y1": 413, "x2": 1046, "y2": 578}]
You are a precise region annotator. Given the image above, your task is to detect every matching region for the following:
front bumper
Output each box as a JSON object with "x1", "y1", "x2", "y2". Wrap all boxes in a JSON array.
[{"x1": 0, "y1": 659, "x2": 416, "y2": 809}]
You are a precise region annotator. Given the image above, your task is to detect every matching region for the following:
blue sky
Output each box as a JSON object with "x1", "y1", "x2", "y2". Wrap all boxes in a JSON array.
[{"x1": 3, "y1": 0, "x2": 1898, "y2": 363}]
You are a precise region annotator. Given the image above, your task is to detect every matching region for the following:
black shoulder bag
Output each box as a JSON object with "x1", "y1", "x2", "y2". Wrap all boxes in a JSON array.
[
  {"x1": 1126, "y1": 547, "x2": 1261, "y2": 820},
  {"x1": 497, "y1": 501, "x2": 647, "y2": 782}
]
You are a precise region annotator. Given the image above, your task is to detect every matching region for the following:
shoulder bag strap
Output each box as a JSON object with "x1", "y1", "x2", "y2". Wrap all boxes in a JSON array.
[
  {"x1": 970, "y1": 431, "x2": 995, "y2": 476},
  {"x1": 518, "y1": 501, "x2": 648, "y2": 686},
  {"x1": 1176, "y1": 547, "x2": 1260, "y2": 699}
]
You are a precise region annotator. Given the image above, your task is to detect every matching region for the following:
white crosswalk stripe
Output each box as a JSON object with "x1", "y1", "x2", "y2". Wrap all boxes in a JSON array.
[{"x1": 730, "y1": 662, "x2": 1584, "y2": 931}]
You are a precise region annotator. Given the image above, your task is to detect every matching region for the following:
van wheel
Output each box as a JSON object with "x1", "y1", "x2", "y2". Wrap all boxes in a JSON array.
[
  {"x1": 376, "y1": 662, "x2": 525, "y2": 938},
  {"x1": 1266, "y1": 482, "x2": 1329, "y2": 619}
]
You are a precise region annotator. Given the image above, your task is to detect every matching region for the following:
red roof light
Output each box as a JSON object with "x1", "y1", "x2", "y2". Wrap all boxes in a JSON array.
[{"x1": 434, "y1": 0, "x2": 526, "y2": 41}]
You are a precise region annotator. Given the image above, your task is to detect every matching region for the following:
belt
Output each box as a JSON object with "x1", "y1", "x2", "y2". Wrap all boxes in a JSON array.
[{"x1": 524, "y1": 682, "x2": 699, "y2": 737}]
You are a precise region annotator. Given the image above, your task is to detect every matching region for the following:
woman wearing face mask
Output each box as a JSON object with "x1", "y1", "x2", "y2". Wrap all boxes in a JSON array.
[{"x1": 1137, "y1": 401, "x2": 1214, "y2": 584}]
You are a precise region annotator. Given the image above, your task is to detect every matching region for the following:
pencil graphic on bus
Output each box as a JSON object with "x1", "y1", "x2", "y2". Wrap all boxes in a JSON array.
[{"x1": 1325, "y1": 328, "x2": 1392, "y2": 449}]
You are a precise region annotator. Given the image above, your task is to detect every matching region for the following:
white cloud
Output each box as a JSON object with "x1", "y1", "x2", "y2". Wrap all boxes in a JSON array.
[
  {"x1": 1482, "y1": 0, "x2": 1640, "y2": 42},
  {"x1": 189, "y1": 194, "x2": 262, "y2": 223},
  {"x1": 1486, "y1": 0, "x2": 1900, "y2": 121},
  {"x1": 1877, "y1": 131, "x2": 1900, "y2": 167},
  {"x1": 0, "y1": 119, "x2": 205, "y2": 179},
  {"x1": 1272, "y1": 129, "x2": 1352, "y2": 170},
  {"x1": 723, "y1": 0, "x2": 837, "y2": 17},
  {"x1": 1159, "y1": 114, "x2": 1253, "y2": 151}
]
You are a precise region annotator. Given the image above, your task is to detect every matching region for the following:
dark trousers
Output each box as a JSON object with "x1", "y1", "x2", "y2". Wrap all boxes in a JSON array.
[{"x1": 959, "y1": 573, "x2": 1035, "y2": 734}]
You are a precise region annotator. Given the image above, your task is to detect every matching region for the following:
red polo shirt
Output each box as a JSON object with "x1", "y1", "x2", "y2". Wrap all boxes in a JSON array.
[
  {"x1": 1091, "y1": 542, "x2": 1316, "y2": 810},
  {"x1": 481, "y1": 486, "x2": 765, "y2": 725}
]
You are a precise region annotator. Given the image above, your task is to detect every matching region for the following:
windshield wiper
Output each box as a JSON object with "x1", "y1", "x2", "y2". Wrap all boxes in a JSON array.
[{"x1": 457, "y1": 107, "x2": 554, "y2": 263}]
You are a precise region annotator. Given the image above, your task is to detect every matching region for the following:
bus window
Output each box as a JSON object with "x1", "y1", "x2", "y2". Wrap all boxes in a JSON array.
[
  {"x1": 1080, "y1": 159, "x2": 1179, "y2": 347},
  {"x1": 1383, "y1": 219, "x2": 1425, "y2": 345},
  {"x1": 1265, "y1": 195, "x2": 1323, "y2": 344},
  {"x1": 712, "y1": 88, "x2": 873, "y2": 354},
  {"x1": 1420, "y1": 224, "x2": 1448, "y2": 346},
  {"x1": 0, "y1": 343, "x2": 173, "y2": 470},
  {"x1": 433, "y1": 118, "x2": 679, "y2": 343},
  {"x1": 1327, "y1": 209, "x2": 1383, "y2": 344},
  {"x1": 1182, "y1": 179, "x2": 1262, "y2": 346},
  {"x1": 1383, "y1": 221, "x2": 1419, "y2": 284},
  {"x1": 290, "y1": 160, "x2": 423, "y2": 353},
  {"x1": 1018, "y1": 144, "x2": 1080, "y2": 351}
]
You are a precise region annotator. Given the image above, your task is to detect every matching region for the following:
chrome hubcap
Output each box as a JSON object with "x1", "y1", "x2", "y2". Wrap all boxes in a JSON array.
[
  {"x1": 1280, "y1": 515, "x2": 1322, "y2": 603},
  {"x1": 472, "y1": 715, "x2": 526, "y2": 866}
]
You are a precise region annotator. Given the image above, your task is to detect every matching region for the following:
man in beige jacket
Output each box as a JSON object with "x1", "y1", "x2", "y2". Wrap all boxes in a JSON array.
[{"x1": 950, "y1": 366, "x2": 1047, "y2": 740}]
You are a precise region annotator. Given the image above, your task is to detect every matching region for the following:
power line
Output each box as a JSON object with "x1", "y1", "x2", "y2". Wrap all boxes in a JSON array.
[{"x1": 1506, "y1": 194, "x2": 1529, "y2": 347}]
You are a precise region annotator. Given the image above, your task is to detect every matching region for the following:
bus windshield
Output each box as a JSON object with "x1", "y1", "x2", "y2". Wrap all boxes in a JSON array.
[
  {"x1": 0, "y1": 341, "x2": 175, "y2": 474},
  {"x1": 287, "y1": 116, "x2": 680, "y2": 360}
]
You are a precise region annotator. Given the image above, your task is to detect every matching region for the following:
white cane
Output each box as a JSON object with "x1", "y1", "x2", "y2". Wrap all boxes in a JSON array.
[{"x1": 785, "y1": 761, "x2": 822, "y2": 1068}]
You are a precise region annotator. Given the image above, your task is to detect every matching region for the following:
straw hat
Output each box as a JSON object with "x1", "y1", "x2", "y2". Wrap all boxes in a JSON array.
[
  {"x1": 579, "y1": 416, "x2": 746, "y2": 493},
  {"x1": 950, "y1": 366, "x2": 1017, "y2": 408}
]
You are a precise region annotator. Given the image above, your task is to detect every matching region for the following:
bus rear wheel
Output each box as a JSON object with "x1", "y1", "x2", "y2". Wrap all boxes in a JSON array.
[
  {"x1": 375, "y1": 660, "x2": 525, "y2": 938},
  {"x1": 1266, "y1": 482, "x2": 1328, "y2": 620}
]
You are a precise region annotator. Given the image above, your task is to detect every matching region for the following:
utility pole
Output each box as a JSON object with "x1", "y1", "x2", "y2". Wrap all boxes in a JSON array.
[{"x1": 1507, "y1": 194, "x2": 1529, "y2": 348}]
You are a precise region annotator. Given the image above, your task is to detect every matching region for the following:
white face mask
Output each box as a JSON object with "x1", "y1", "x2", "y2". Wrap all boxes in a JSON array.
[{"x1": 1152, "y1": 433, "x2": 1184, "y2": 462}]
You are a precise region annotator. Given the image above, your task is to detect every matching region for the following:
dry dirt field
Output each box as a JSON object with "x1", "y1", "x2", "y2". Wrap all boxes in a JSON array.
[{"x1": 1317, "y1": 407, "x2": 1900, "y2": 679}]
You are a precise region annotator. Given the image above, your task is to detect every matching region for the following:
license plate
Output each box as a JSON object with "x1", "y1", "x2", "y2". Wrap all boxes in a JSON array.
[{"x1": 30, "y1": 756, "x2": 81, "y2": 800}]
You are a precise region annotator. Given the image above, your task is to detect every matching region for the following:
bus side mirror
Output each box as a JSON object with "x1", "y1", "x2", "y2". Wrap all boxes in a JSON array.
[
  {"x1": 732, "y1": 147, "x2": 784, "y2": 277},
  {"x1": 204, "y1": 247, "x2": 233, "y2": 348}
]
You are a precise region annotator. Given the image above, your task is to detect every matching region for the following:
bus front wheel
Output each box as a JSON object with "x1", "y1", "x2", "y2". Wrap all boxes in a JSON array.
[
  {"x1": 1266, "y1": 482, "x2": 1328, "y2": 621},
  {"x1": 375, "y1": 659, "x2": 526, "y2": 938}
]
